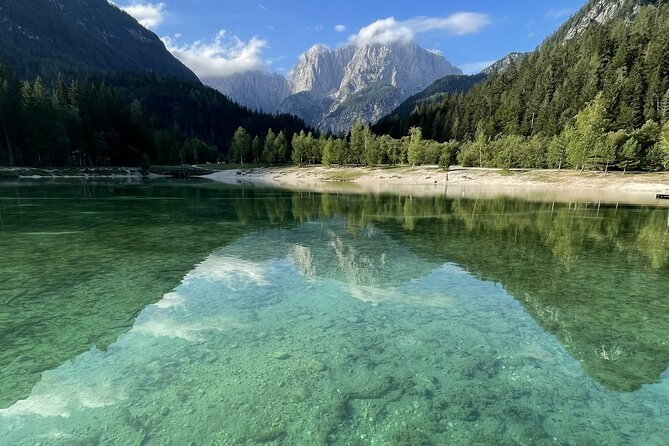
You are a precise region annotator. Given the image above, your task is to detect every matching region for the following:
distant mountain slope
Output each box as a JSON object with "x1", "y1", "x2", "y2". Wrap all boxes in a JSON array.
[
  {"x1": 373, "y1": 53, "x2": 528, "y2": 138},
  {"x1": 374, "y1": 74, "x2": 486, "y2": 138},
  {"x1": 0, "y1": 0, "x2": 197, "y2": 81},
  {"x1": 481, "y1": 52, "x2": 527, "y2": 75},
  {"x1": 203, "y1": 71, "x2": 291, "y2": 113}
]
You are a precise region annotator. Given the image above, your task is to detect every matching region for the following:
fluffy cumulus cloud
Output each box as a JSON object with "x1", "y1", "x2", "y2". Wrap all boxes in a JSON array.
[
  {"x1": 334, "y1": 24, "x2": 347, "y2": 33},
  {"x1": 348, "y1": 13, "x2": 491, "y2": 46},
  {"x1": 118, "y1": 2, "x2": 166, "y2": 29},
  {"x1": 163, "y1": 31, "x2": 268, "y2": 78}
]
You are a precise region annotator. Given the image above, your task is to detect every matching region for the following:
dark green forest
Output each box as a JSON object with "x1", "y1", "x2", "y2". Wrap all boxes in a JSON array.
[
  {"x1": 374, "y1": 74, "x2": 487, "y2": 138},
  {"x1": 0, "y1": 67, "x2": 308, "y2": 167},
  {"x1": 374, "y1": 2, "x2": 669, "y2": 171}
]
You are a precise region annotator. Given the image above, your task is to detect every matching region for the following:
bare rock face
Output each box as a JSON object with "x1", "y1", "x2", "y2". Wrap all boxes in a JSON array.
[
  {"x1": 335, "y1": 43, "x2": 460, "y2": 102},
  {"x1": 203, "y1": 71, "x2": 290, "y2": 113},
  {"x1": 208, "y1": 41, "x2": 461, "y2": 133},
  {"x1": 289, "y1": 44, "x2": 354, "y2": 98},
  {"x1": 284, "y1": 42, "x2": 462, "y2": 133},
  {"x1": 562, "y1": 0, "x2": 628, "y2": 42},
  {"x1": 482, "y1": 52, "x2": 527, "y2": 75}
]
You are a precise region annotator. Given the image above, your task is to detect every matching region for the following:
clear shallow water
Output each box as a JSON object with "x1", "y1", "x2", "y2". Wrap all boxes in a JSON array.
[{"x1": 1, "y1": 181, "x2": 669, "y2": 445}]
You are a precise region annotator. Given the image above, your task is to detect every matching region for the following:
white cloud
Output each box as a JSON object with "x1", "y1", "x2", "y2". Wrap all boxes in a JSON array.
[
  {"x1": 163, "y1": 30, "x2": 268, "y2": 78},
  {"x1": 119, "y1": 2, "x2": 166, "y2": 30},
  {"x1": 334, "y1": 24, "x2": 347, "y2": 33},
  {"x1": 348, "y1": 13, "x2": 491, "y2": 46},
  {"x1": 461, "y1": 60, "x2": 496, "y2": 74}
]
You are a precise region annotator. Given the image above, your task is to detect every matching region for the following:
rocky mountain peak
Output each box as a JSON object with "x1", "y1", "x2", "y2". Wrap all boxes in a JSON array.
[
  {"x1": 207, "y1": 41, "x2": 461, "y2": 133},
  {"x1": 285, "y1": 42, "x2": 462, "y2": 133},
  {"x1": 482, "y1": 52, "x2": 527, "y2": 75}
]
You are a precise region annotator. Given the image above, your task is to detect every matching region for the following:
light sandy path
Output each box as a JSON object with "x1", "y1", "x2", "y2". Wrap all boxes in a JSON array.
[{"x1": 205, "y1": 166, "x2": 669, "y2": 205}]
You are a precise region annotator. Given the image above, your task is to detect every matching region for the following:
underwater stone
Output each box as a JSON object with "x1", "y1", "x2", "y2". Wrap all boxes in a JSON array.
[{"x1": 273, "y1": 352, "x2": 291, "y2": 360}]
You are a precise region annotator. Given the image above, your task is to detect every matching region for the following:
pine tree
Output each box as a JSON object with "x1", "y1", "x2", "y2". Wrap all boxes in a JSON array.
[
  {"x1": 275, "y1": 131, "x2": 288, "y2": 164},
  {"x1": 349, "y1": 121, "x2": 365, "y2": 165},
  {"x1": 408, "y1": 127, "x2": 424, "y2": 166},
  {"x1": 322, "y1": 137, "x2": 335, "y2": 166},
  {"x1": 252, "y1": 136, "x2": 263, "y2": 164},
  {"x1": 263, "y1": 129, "x2": 277, "y2": 165},
  {"x1": 291, "y1": 130, "x2": 307, "y2": 166}
]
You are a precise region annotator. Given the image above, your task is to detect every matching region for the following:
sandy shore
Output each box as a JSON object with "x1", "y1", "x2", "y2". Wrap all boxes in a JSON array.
[{"x1": 205, "y1": 166, "x2": 669, "y2": 205}]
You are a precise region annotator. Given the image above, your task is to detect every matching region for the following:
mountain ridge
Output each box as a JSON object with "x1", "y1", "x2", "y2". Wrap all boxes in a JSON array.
[
  {"x1": 0, "y1": 0, "x2": 198, "y2": 82},
  {"x1": 207, "y1": 41, "x2": 462, "y2": 134}
]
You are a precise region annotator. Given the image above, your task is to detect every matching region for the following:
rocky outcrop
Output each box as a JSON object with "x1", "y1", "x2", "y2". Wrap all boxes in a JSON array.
[
  {"x1": 482, "y1": 52, "x2": 527, "y2": 75},
  {"x1": 561, "y1": 0, "x2": 628, "y2": 42}
]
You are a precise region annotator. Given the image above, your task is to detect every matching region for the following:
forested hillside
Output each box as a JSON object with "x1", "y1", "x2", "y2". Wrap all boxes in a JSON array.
[
  {"x1": 374, "y1": 74, "x2": 486, "y2": 139},
  {"x1": 0, "y1": 0, "x2": 197, "y2": 82},
  {"x1": 376, "y1": 0, "x2": 669, "y2": 171},
  {"x1": 0, "y1": 68, "x2": 307, "y2": 167}
]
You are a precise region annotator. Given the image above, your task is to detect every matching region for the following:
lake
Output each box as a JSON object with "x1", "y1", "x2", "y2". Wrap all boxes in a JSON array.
[{"x1": 0, "y1": 180, "x2": 668, "y2": 445}]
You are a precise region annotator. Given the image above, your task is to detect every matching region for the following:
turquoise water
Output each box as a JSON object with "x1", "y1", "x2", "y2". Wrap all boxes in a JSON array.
[{"x1": 1, "y1": 181, "x2": 668, "y2": 444}]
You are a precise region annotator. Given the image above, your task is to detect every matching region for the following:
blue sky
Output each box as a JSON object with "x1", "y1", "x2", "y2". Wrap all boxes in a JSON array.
[{"x1": 115, "y1": 1, "x2": 586, "y2": 77}]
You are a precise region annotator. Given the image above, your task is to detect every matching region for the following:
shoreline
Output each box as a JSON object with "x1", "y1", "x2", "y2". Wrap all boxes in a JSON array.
[{"x1": 205, "y1": 166, "x2": 669, "y2": 206}]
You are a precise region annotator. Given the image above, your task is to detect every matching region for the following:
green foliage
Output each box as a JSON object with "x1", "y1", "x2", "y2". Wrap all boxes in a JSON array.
[
  {"x1": 407, "y1": 127, "x2": 424, "y2": 166},
  {"x1": 362, "y1": 126, "x2": 382, "y2": 167},
  {"x1": 230, "y1": 127, "x2": 252, "y2": 165},
  {"x1": 291, "y1": 130, "x2": 321, "y2": 166},
  {"x1": 375, "y1": 74, "x2": 487, "y2": 139},
  {"x1": 252, "y1": 136, "x2": 263, "y2": 164},
  {"x1": 547, "y1": 133, "x2": 569, "y2": 169},
  {"x1": 660, "y1": 121, "x2": 669, "y2": 169},
  {"x1": 321, "y1": 138, "x2": 335, "y2": 166},
  {"x1": 618, "y1": 138, "x2": 641, "y2": 172},
  {"x1": 349, "y1": 121, "x2": 365, "y2": 165},
  {"x1": 438, "y1": 141, "x2": 459, "y2": 169},
  {"x1": 180, "y1": 138, "x2": 218, "y2": 165},
  {"x1": 0, "y1": 68, "x2": 310, "y2": 167},
  {"x1": 332, "y1": 138, "x2": 349, "y2": 166},
  {"x1": 275, "y1": 131, "x2": 288, "y2": 164},
  {"x1": 565, "y1": 94, "x2": 608, "y2": 170},
  {"x1": 372, "y1": 2, "x2": 669, "y2": 172},
  {"x1": 262, "y1": 129, "x2": 277, "y2": 165}
]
